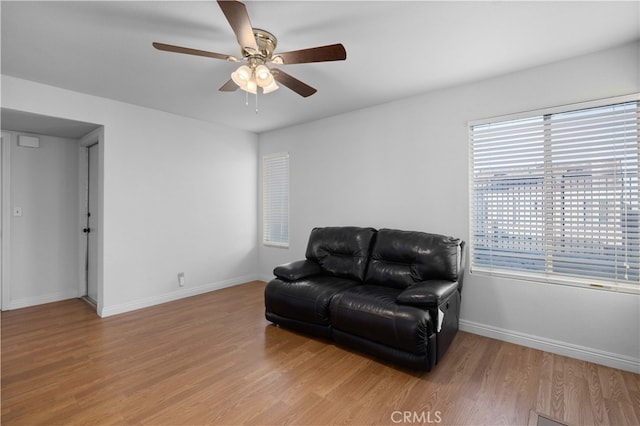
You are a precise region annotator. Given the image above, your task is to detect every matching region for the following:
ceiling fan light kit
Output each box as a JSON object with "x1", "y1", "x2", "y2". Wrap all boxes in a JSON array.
[
  {"x1": 153, "y1": 0, "x2": 346, "y2": 109},
  {"x1": 230, "y1": 54, "x2": 280, "y2": 95}
]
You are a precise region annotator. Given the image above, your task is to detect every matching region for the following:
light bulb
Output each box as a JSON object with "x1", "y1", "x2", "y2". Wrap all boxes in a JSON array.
[
  {"x1": 259, "y1": 74, "x2": 274, "y2": 88},
  {"x1": 236, "y1": 65, "x2": 252, "y2": 81},
  {"x1": 231, "y1": 65, "x2": 252, "y2": 88},
  {"x1": 246, "y1": 79, "x2": 257, "y2": 95},
  {"x1": 255, "y1": 65, "x2": 270, "y2": 82},
  {"x1": 262, "y1": 80, "x2": 279, "y2": 94}
]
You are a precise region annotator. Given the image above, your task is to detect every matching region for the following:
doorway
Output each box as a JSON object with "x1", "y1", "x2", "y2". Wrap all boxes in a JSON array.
[{"x1": 0, "y1": 109, "x2": 103, "y2": 313}]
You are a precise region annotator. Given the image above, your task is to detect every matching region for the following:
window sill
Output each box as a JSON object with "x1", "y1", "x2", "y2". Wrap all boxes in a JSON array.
[
  {"x1": 263, "y1": 242, "x2": 289, "y2": 249},
  {"x1": 470, "y1": 267, "x2": 640, "y2": 295}
]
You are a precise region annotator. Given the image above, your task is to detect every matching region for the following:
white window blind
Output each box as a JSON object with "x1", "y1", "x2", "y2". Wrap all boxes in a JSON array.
[
  {"x1": 470, "y1": 98, "x2": 639, "y2": 291},
  {"x1": 263, "y1": 153, "x2": 289, "y2": 247}
]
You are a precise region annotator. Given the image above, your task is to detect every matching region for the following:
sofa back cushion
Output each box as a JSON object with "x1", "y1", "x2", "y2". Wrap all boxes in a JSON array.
[
  {"x1": 305, "y1": 227, "x2": 377, "y2": 281},
  {"x1": 365, "y1": 229, "x2": 461, "y2": 289}
]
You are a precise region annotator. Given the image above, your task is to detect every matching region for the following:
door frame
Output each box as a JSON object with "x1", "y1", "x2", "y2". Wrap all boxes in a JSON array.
[
  {"x1": 78, "y1": 127, "x2": 104, "y2": 313},
  {"x1": 1, "y1": 131, "x2": 11, "y2": 310}
]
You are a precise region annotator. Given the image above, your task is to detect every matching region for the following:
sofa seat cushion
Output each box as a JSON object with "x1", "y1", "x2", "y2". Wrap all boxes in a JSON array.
[
  {"x1": 265, "y1": 276, "x2": 361, "y2": 326},
  {"x1": 329, "y1": 285, "x2": 433, "y2": 355}
]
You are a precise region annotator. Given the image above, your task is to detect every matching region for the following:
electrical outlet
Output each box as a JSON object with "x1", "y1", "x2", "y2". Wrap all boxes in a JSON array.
[{"x1": 177, "y1": 272, "x2": 185, "y2": 287}]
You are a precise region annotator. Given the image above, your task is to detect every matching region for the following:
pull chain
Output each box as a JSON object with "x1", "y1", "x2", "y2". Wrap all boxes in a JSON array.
[{"x1": 241, "y1": 90, "x2": 259, "y2": 114}]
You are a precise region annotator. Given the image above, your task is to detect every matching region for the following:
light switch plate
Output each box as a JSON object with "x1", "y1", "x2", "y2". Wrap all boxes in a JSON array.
[{"x1": 13, "y1": 207, "x2": 22, "y2": 217}]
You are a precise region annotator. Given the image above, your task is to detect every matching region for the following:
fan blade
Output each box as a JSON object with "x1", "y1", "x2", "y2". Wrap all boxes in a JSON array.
[
  {"x1": 217, "y1": 0, "x2": 258, "y2": 54},
  {"x1": 153, "y1": 42, "x2": 231, "y2": 60},
  {"x1": 219, "y1": 79, "x2": 239, "y2": 92},
  {"x1": 274, "y1": 43, "x2": 346, "y2": 65},
  {"x1": 272, "y1": 69, "x2": 317, "y2": 97}
]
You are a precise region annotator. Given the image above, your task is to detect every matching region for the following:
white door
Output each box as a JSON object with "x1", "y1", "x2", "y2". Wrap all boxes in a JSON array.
[{"x1": 85, "y1": 143, "x2": 99, "y2": 303}]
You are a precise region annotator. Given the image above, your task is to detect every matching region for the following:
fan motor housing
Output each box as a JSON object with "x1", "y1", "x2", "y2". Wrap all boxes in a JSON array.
[{"x1": 251, "y1": 28, "x2": 277, "y2": 59}]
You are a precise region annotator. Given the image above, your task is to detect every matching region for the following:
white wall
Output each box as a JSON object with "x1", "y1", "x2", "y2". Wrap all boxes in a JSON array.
[
  {"x1": 258, "y1": 41, "x2": 640, "y2": 372},
  {"x1": 2, "y1": 132, "x2": 80, "y2": 308},
  {"x1": 2, "y1": 41, "x2": 637, "y2": 371},
  {"x1": 1, "y1": 75, "x2": 259, "y2": 316}
]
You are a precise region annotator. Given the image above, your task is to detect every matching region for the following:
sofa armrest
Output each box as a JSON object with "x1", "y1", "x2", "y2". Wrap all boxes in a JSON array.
[
  {"x1": 273, "y1": 260, "x2": 323, "y2": 281},
  {"x1": 396, "y1": 280, "x2": 459, "y2": 308}
]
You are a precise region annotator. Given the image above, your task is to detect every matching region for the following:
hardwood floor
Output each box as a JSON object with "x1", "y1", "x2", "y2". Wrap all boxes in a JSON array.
[{"x1": 2, "y1": 281, "x2": 639, "y2": 425}]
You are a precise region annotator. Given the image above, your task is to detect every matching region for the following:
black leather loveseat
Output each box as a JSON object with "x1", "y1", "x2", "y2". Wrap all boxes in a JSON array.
[{"x1": 264, "y1": 226, "x2": 466, "y2": 371}]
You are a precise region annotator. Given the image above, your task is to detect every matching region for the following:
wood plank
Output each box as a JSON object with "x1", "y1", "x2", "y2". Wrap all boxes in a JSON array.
[{"x1": 2, "y1": 281, "x2": 639, "y2": 425}]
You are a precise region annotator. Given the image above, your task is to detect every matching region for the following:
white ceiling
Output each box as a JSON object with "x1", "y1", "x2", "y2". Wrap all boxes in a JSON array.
[{"x1": 2, "y1": 1, "x2": 639, "y2": 134}]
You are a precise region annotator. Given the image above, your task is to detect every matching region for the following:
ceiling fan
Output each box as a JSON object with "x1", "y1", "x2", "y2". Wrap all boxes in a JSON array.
[{"x1": 153, "y1": 0, "x2": 347, "y2": 98}]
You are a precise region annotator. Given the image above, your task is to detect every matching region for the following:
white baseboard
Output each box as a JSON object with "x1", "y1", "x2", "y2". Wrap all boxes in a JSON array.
[
  {"x1": 459, "y1": 319, "x2": 640, "y2": 373},
  {"x1": 99, "y1": 274, "x2": 261, "y2": 318},
  {"x1": 8, "y1": 289, "x2": 80, "y2": 310}
]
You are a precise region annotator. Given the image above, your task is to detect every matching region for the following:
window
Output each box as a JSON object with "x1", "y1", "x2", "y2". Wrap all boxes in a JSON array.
[
  {"x1": 262, "y1": 153, "x2": 289, "y2": 247},
  {"x1": 470, "y1": 96, "x2": 639, "y2": 292}
]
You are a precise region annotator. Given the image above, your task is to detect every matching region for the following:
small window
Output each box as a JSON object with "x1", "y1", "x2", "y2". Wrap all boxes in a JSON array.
[
  {"x1": 262, "y1": 153, "x2": 289, "y2": 247},
  {"x1": 470, "y1": 96, "x2": 639, "y2": 292}
]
